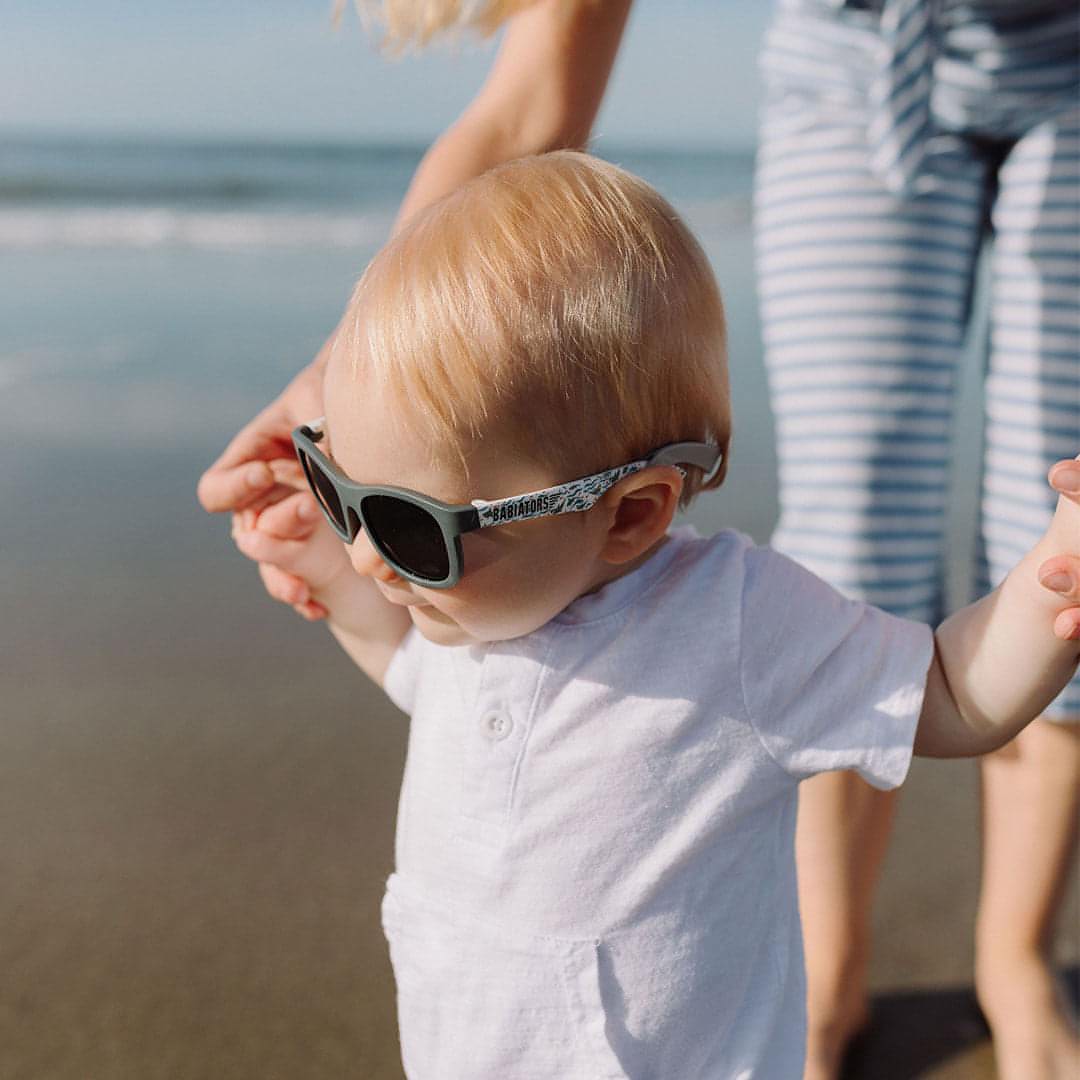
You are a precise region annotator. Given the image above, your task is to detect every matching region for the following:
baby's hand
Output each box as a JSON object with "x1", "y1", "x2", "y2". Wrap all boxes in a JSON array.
[
  {"x1": 232, "y1": 491, "x2": 352, "y2": 622},
  {"x1": 1038, "y1": 456, "x2": 1080, "y2": 642}
]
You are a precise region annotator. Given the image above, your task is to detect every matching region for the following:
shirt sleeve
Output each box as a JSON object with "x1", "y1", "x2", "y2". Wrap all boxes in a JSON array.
[
  {"x1": 382, "y1": 626, "x2": 425, "y2": 716},
  {"x1": 738, "y1": 544, "x2": 935, "y2": 790}
]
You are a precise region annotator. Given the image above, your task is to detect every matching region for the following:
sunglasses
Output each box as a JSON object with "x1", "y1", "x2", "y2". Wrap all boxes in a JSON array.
[{"x1": 292, "y1": 419, "x2": 722, "y2": 589}]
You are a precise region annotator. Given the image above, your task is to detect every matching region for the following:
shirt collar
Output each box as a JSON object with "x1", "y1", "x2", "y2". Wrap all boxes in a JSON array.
[{"x1": 553, "y1": 525, "x2": 699, "y2": 627}]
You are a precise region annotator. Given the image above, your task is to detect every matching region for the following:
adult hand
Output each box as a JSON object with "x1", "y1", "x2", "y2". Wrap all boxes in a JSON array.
[
  {"x1": 199, "y1": 341, "x2": 332, "y2": 619},
  {"x1": 197, "y1": 349, "x2": 327, "y2": 516},
  {"x1": 1039, "y1": 456, "x2": 1080, "y2": 642}
]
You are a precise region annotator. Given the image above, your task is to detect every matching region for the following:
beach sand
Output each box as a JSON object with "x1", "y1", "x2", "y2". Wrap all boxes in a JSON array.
[{"x1": 1, "y1": 440, "x2": 1076, "y2": 1080}]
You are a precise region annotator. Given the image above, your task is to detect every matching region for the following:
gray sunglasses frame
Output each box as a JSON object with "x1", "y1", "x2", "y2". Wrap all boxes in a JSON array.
[{"x1": 292, "y1": 419, "x2": 722, "y2": 589}]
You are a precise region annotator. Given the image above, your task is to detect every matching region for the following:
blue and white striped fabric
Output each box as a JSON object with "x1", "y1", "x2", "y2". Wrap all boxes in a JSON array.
[
  {"x1": 868, "y1": 0, "x2": 936, "y2": 192},
  {"x1": 756, "y1": 0, "x2": 1080, "y2": 718}
]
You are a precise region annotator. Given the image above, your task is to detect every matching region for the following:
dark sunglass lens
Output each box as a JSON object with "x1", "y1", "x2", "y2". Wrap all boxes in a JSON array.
[
  {"x1": 361, "y1": 495, "x2": 450, "y2": 582},
  {"x1": 301, "y1": 451, "x2": 348, "y2": 535}
]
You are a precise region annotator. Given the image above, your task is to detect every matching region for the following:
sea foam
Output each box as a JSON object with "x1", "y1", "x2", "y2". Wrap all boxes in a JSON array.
[{"x1": 0, "y1": 208, "x2": 394, "y2": 250}]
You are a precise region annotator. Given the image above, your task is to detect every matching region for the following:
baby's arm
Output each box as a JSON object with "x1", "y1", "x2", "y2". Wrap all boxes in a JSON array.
[
  {"x1": 233, "y1": 491, "x2": 411, "y2": 687},
  {"x1": 915, "y1": 459, "x2": 1080, "y2": 756}
]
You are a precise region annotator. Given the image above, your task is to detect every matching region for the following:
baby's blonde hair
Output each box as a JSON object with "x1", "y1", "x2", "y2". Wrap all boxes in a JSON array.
[
  {"x1": 338, "y1": 0, "x2": 538, "y2": 51},
  {"x1": 336, "y1": 151, "x2": 731, "y2": 505}
]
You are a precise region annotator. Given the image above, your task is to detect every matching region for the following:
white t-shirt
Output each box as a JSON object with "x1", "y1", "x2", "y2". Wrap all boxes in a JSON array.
[{"x1": 382, "y1": 527, "x2": 933, "y2": 1079}]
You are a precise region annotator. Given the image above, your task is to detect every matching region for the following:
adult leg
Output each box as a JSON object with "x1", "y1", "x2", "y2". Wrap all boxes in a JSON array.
[
  {"x1": 754, "y1": 10, "x2": 995, "y2": 1072},
  {"x1": 755, "y1": 105, "x2": 988, "y2": 1080},
  {"x1": 976, "y1": 723, "x2": 1080, "y2": 1079},
  {"x1": 975, "y1": 104, "x2": 1080, "y2": 1080}
]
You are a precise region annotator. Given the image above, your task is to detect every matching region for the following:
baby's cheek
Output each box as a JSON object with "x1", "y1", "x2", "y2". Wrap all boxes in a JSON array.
[{"x1": 440, "y1": 583, "x2": 537, "y2": 640}]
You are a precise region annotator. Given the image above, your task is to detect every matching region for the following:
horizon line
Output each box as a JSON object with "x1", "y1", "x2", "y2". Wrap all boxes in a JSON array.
[{"x1": 0, "y1": 124, "x2": 757, "y2": 158}]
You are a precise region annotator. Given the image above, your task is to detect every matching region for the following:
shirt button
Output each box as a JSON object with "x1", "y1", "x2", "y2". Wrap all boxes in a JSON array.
[{"x1": 479, "y1": 708, "x2": 513, "y2": 742}]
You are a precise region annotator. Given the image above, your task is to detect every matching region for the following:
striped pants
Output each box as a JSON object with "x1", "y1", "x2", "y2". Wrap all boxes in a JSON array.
[{"x1": 756, "y1": 2, "x2": 1080, "y2": 717}]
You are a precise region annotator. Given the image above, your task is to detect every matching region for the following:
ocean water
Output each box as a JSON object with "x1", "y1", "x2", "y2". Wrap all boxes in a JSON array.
[
  {"x1": 0, "y1": 130, "x2": 993, "y2": 581},
  {"x1": 0, "y1": 133, "x2": 779, "y2": 545},
  {"x1": 0, "y1": 131, "x2": 997, "y2": 580},
  {"x1": 0, "y1": 135, "x2": 755, "y2": 249}
]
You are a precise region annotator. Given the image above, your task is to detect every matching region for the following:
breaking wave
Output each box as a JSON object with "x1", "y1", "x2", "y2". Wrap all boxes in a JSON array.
[{"x1": 0, "y1": 207, "x2": 395, "y2": 249}]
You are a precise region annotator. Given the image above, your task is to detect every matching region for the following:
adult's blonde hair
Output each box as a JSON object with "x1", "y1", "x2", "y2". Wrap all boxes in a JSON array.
[
  {"x1": 339, "y1": 0, "x2": 537, "y2": 51},
  {"x1": 336, "y1": 151, "x2": 731, "y2": 504}
]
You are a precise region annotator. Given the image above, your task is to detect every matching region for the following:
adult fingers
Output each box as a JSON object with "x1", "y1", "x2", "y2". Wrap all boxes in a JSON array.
[
  {"x1": 256, "y1": 491, "x2": 322, "y2": 540},
  {"x1": 212, "y1": 402, "x2": 293, "y2": 469},
  {"x1": 1038, "y1": 554, "x2": 1080, "y2": 607},
  {"x1": 1039, "y1": 553, "x2": 1080, "y2": 642},
  {"x1": 197, "y1": 445, "x2": 306, "y2": 516},
  {"x1": 1052, "y1": 607, "x2": 1080, "y2": 642},
  {"x1": 197, "y1": 404, "x2": 297, "y2": 513},
  {"x1": 198, "y1": 459, "x2": 277, "y2": 515},
  {"x1": 234, "y1": 481, "x2": 310, "y2": 519},
  {"x1": 1048, "y1": 456, "x2": 1080, "y2": 506},
  {"x1": 199, "y1": 347, "x2": 329, "y2": 514},
  {"x1": 268, "y1": 456, "x2": 307, "y2": 490}
]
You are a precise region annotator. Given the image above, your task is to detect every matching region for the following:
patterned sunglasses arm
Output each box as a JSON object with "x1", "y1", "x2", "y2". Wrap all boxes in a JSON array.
[{"x1": 471, "y1": 461, "x2": 648, "y2": 528}]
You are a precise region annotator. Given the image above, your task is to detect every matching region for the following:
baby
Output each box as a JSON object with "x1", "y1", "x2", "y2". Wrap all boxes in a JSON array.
[{"x1": 233, "y1": 152, "x2": 1080, "y2": 1079}]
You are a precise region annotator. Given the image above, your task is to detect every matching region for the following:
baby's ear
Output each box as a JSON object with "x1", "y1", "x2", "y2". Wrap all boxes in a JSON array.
[{"x1": 598, "y1": 467, "x2": 683, "y2": 566}]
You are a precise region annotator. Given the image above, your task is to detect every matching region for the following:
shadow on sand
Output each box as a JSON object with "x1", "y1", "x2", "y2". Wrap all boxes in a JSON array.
[{"x1": 844, "y1": 966, "x2": 1079, "y2": 1079}]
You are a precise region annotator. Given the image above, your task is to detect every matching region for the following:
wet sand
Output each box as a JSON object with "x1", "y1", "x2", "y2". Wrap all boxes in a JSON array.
[{"x1": 1, "y1": 441, "x2": 1076, "y2": 1079}]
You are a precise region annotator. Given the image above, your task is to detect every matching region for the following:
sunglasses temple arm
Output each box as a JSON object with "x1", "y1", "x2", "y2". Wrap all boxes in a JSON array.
[
  {"x1": 472, "y1": 461, "x2": 649, "y2": 528},
  {"x1": 648, "y1": 442, "x2": 723, "y2": 483}
]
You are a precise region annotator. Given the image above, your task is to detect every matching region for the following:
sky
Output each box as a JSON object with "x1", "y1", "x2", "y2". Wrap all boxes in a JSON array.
[{"x1": 0, "y1": 1, "x2": 771, "y2": 148}]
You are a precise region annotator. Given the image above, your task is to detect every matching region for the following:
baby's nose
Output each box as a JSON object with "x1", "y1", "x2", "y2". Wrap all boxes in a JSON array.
[
  {"x1": 352, "y1": 533, "x2": 401, "y2": 583},
  {"x1": 369, "y1": 558, "x2": 402, "y2": 585}
]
